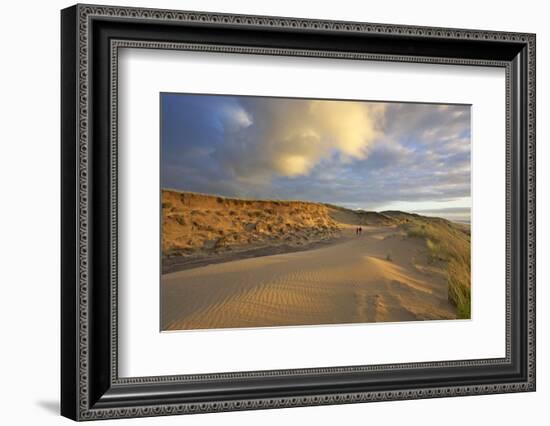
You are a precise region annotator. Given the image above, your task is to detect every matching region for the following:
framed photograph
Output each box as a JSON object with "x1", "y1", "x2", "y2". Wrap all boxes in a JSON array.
[{"x1": 61, "y1": 4, "x2": 536, "y2": 421}]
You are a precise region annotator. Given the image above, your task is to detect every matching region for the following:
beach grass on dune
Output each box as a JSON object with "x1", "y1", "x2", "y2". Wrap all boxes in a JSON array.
[{"x1": 405, "y1": 218, "x2": 471, "y2": 319}]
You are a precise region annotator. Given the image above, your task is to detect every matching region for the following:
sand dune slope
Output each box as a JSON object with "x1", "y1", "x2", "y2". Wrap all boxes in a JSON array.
[
  {"x1": 162, "y1": 190, "x2": 341, "y2": 259},
  {"x1": 162, "y1": 227, "x2": 456, "y2": 330}
]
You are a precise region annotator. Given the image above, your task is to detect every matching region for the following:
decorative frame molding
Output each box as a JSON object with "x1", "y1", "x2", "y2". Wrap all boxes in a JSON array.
[{"x1": 61, "y1": 4, "x2": 535, "y2": 421}]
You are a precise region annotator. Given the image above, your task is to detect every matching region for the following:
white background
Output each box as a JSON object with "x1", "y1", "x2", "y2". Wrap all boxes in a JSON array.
[
  {"x1": 0, "y1": 0, "x2": 547, "y2": 425},
  {"x1": 119, "y1": 49, "x2": 505, "y2": 377}
]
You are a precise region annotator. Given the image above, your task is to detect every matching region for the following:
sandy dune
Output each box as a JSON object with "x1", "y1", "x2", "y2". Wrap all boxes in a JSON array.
[
  {"x1": 162, "y1": 190, "x2": 407, "y2": 273},
  {"x1": 162, "y1": 226, "x2": 457, "y2": 330},
  {"x1": 162, "y1": 190, "x2": 341, "y2": 260}
]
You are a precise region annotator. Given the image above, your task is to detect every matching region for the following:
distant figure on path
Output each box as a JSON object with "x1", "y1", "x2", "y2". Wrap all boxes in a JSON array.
[{"x1": 359, "y1": 226, "x2": 362, "y2": 235}]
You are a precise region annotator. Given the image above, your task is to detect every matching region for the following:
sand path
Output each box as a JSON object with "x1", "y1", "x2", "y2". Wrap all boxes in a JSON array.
[{"x1": 161, "y1": 226, "x2": 457, "y2": 330}]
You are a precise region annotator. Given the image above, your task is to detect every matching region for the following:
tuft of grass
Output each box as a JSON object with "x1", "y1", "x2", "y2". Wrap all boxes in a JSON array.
[
  {"x1": 386, "y1": 253, "x2": 393, "y2": 262},
  {"x1": 405, "y1": 219, "x2": 471, "y2": 319},
  {"x1": 448, "y1": 259, "x2": 471, "y2": 318}
]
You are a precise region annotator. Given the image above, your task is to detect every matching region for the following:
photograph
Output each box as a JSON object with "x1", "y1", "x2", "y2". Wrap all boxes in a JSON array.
[{"x1": 160, "y1": 93, "x2": 472, "y2": 331}]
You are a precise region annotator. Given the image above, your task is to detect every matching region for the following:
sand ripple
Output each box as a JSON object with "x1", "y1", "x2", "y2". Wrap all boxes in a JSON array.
[{"x1": 162, "y1": 227, "x2": 456, "y2": 330}]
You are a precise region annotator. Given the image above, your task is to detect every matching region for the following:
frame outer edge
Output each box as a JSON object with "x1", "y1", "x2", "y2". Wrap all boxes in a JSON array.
[
  {"x1": 61, "y1": 4, "x2": 80, "y2": 422},
  {"x1": 77, "y1": 2, "x2": 91, "y2": 420},
  {"x1": 527, "y1": 33, "x2": 536, "y2": 390}
]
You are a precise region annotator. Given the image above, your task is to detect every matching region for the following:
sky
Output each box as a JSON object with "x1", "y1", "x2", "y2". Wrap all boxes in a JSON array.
[{"x1": 161, "y1": 93, "x2": 471, "y2": 222}]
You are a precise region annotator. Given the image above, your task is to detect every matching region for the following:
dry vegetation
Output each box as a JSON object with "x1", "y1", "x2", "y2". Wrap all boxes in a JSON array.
[
  {"x1": 399, "y1": 215, "x2": 471, "y2": 318},
  {"x1": 162, "y1": 189, "x2": 341, "y2": 258}
]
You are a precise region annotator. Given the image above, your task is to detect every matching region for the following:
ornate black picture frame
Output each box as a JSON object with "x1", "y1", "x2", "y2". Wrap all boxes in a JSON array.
[{"x1": 61, "y1": 4, "x2": 536, "y2": 421}]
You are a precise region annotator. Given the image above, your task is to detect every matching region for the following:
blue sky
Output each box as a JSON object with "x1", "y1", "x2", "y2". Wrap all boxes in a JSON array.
[{"x1": 161, "y1": 93, "x2": 471, "y2": 222}]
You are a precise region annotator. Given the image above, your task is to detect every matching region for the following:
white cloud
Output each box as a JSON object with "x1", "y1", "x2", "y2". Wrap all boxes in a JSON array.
[
  {"x1": 222, "y1": 106, "x2": 253, "y2": 131},
  {"x1": 231, "y1": 108, "x2": 253, "y2": 128}
]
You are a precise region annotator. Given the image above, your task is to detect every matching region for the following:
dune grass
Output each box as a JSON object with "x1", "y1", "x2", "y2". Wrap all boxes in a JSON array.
[{"x1": 405, "y1": 218, "x2": 471, "y2": 319}]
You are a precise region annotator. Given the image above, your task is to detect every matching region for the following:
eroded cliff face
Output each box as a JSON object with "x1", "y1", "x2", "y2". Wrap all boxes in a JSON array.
[{"x1": 161, "y1": 189, "x2": 341, "y2": 257}]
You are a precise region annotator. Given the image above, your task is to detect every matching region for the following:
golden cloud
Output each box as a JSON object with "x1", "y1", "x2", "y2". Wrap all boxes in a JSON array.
[{"x1": 232, "y1": 99, "x2": 387, "y2": 179}]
